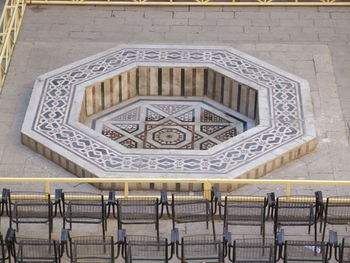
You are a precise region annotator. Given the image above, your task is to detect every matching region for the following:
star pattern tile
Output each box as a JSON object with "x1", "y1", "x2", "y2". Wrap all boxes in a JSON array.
[{"x1": 95, "y1": 99, "x2": 246, "y2": 150}]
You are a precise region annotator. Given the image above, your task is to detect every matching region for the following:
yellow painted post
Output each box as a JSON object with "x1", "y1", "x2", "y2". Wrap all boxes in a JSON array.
[
  {"x1": 203, "y1": 182, "x2": 212, "y2": 200},
  {"x1": 286, "y1": 184, "x2": 291, "y2": 197},
  {"x1": 124, "y1": 182, "x2": 129, "y2": 198},
  {"x1": 45, "y1": 181, "x2": 50, "y2": 194}
]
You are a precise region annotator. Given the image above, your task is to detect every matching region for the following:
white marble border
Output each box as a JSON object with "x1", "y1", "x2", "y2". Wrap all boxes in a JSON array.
[{"x1": 21, "y1": 45, "x2": 316, "y2": 181}]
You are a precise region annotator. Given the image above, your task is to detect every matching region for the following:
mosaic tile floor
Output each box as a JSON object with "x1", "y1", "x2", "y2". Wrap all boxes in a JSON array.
[{"x1": 89, "y1": 98, "x2": 251, "y2": 150}]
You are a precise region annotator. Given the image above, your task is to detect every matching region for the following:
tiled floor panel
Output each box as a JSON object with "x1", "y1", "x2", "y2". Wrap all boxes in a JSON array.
[{"x1": 90, "y1": 98, "x2": 249, "y2": 150}]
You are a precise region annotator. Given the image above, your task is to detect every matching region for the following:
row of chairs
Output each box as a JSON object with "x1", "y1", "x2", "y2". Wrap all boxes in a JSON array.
[
  {"x1": 1, "y1": 189, "x2": 350, "y2": 244},
  {"x1": 1, "y1": 227, "x2": 350, "y2": 262}
]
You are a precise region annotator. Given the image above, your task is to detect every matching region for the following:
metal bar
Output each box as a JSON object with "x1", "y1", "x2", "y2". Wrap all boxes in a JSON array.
[
  {"x1": 203, "y1": 182, "x2": 212, "y2": 200},
  {"x1": 0, "y1": 177, "x2": 349, "y2": 185},
  {"x1": 124, "y1": 182, "x2": 129, "y2": 198},
  {"x1": 0, "y1": 177, "x2": 348, "y2": 200},
  {"x1": 0, "y1": 0, "x2": 26, "y2": 93},
  {"x1": 286, "y1": 184, "x2": 291, "y2": 196},
  {"x1": 45, "y1": 181, "x2": 51, "y2": 193},
  {"x1": 28, "y1": 0, "x2": 350, "y2": 5}
]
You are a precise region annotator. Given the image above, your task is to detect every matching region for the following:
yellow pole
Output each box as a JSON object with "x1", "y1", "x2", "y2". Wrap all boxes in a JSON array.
[
  {"x1": 124, "y1": 182, "x2": 129, "y2": 198},
  {"x1": 45, "y1": 181, "x2": 50, "y2": 194},
  {"x1": 286, "y1": 184, "x2": 291, "y2": 196}
]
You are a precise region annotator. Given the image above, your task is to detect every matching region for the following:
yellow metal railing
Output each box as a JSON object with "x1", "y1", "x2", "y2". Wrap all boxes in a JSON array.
[
  {"x1": 0, "y1": 0, "x2": 26, "y2": 94},
  {"x1": 27, "y1": 0, "x2": 350, "y2": 6},
  {"x1": 0, "y1": 177, "x2": 349, "y2": 198}
]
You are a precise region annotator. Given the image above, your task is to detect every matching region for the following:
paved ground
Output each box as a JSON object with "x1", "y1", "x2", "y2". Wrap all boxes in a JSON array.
[
  {"x1": 1, "y1": 5, "x2": 349, "y2": 190},
  {"x1": 0, "y1": 5, "x2": 350, "y2": 261}
]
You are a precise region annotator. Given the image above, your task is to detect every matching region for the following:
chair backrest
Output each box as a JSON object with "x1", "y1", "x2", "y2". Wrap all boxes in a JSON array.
[
  {"x1": 170, "y1": 191, "x2": 213, "y2": 223},
  {"x1": 230, "y1": 238, "x2": 276, "y2": 263},
  {"x1": 223, "y1": 195, "x2": 268, "y2": 223},
  {"x1": 69, "y1": 235, "x2": 116, "y2": 262},
  {"x1": 282, "y1": 240, "x2": 328, "y2": 262},
  {"x1": 275, "y1": 195, "x2": 317, "y2": 222},
  {"x1": 179, "y1": 234, "x2": 225, "y2": 262},
  {"x1": 6, "y1": 228, "x2": 61, "y2": 263},
  {"x1": 61, "y1": 192, "x2": 105, "y2": 219},
  {"x1": 125, "y1": 235, "x2": 170, "y2": 262},
  {"x1": 325, "y1": 196, "x2": 350, "y2": 224},
  {"x1": 8, "y1": 191, "x2": 51, "y2": 219},
  {"x1": 117, "y1": 198, "x2": 159, "y2": 222}
]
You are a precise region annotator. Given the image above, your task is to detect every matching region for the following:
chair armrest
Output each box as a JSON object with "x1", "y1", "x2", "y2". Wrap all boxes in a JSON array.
[
  {"x1": 315, "y1": 191, "x2": 323, "y2": 205},
  {"x1": 108, "y1": 191, "x2": 116, "y2": 205},
  {"x1": 267, "y1": 192, "x2": 275, "y2": 206},
  {"x1": 277, "y1": 229, "x2": 285, "y2": 245},
  {"x1": 214, "y1": 191, "x2": 222, "y2": 205},
  {"x1": 5, "y1": 228, "x2": 15, "y2": 244},
  {"x1": 223, "y1": 227, "x2": 232, "y2": 244},
  {"x1": 117, "y1": 229, "x2": 126, "y2": 243},
  {"x1": 2, "y1": 188, "x2": 9, "y2": 203},
  {"x1": 329, "y1": 230, "x2": 338, "y2": 246},
  {"x1": 171, "y1": 228, "x2": 179, "y2": 244},
  {"x1": 60, "y1": 229, "x2": 69, "y2": 244},
  {"x1": 55, "y1": 189, "x2": 62, "y2": 204},
  {"x1": 160, "y1": 190, "x2": 168, "y2": 204}
]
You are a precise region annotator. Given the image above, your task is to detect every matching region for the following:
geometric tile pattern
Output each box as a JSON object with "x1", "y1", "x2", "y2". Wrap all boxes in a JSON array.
[
  {"x1": 22, "y1": 46, "x2": 316, "y2": 178},
  {"x1": 95, "y1": 99, "x2": 246, "y2": 150}
]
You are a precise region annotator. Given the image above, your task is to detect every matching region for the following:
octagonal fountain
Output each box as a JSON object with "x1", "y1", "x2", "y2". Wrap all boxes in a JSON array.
[{"x1": 21, "y1": 45, "x2": 316, "y2": 191}]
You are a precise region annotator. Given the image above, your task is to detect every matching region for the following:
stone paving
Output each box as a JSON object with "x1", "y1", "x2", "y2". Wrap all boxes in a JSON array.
[
  {"x1": 0, "y1": 5, "x2": 350, "y2": 261},
  {"x1": 0, "y1": 1, "x2": 4, "y2": 14}
]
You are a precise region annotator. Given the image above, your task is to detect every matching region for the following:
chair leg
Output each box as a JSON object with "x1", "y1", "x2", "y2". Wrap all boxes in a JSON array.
[
  {"x1": 322, "y1": 221, "x2": 327, "y2": 241},
  {"x1": 273, "y1": 220, "x2": 277, "y2": 237},
  {"x1": 156, "y1": 219, "x2": 160, "y2": 241},
  {"x1": 211, "y1": 217, "x2": 216, "y2": 240},
  {"x1": 308, "y1": 223, "x2": 311, "y2": 234},
  {"x1": 262, "y1": 223, "x2": 266, "y2": 243},
  {"x1": 314, "y1": 222, "x2": 317, "y2": 243},
  {"x1": 102, "y1": 222, "x2": 106, "y2": 240}
]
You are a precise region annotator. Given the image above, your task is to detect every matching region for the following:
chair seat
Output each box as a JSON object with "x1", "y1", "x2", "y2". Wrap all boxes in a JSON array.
[{"x1": 16, "y1": 238, "x2": 59, "y2": 263}]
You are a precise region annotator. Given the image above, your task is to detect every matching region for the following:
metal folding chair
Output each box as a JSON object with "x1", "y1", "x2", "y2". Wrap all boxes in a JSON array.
[
  {"x1": 216, "y1": 192, "x2": 268, "y2": 241},
  {"x1": 5, "y1": 190, "x2": 55, "y2": 240},
  {"x1": 61, "y1": 228, "x2": 121, "y2": 263},
  {"x1": 277, "y1": 229, "x2": 332, "y2": 263},
  {"x1": 227, "y1": 237, "x2": 277, "y2": 263},
  {"x1": 329, "y1": 231, "x2": 350, "y2": 263},
  {"x1": 321, "y1": 195, "x2": 350, "y2": 241},
  {"x1": 0, "y1": 189, "x2": 7, "y2": 217},
  {"x1": 0, "y1": 233, "x2": 9, "y2": 263},
  {"x1": 5, "y1": 228, "x2": 63, "y2": 263},
  {"x1": 172, "y1": 228, "x2": 228, "y2": 263},
  {"x1": 108, "y1": 192, "x2": 163, "y2": 240},
  {"x1": 161, "y1": 190, "x2": 216, "y2": 238},
  {"x1": 268, "y1": 192, "x2": 323, "y2": 243},
  {"x1": 119, "y1": 229, "x2": 174, "y2": 263},
  {"x1": 57, "y1": 190, "x2": 107, "y2": 239}
]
